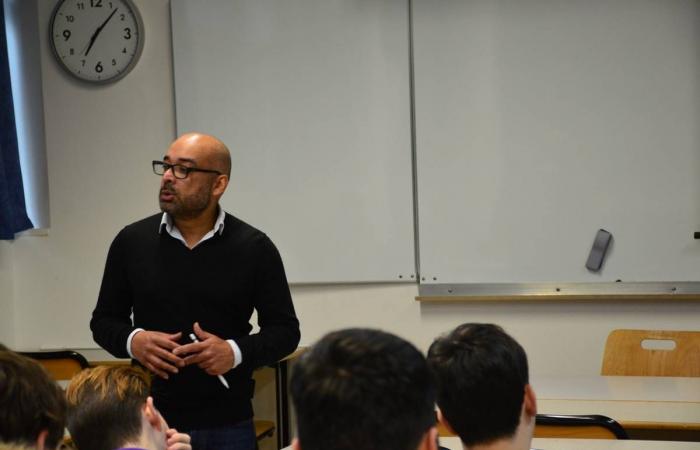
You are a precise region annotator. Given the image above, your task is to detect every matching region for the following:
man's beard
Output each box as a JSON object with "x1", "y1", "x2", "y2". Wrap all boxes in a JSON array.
[{"x1": 159, "y1": 183, "x2": 212, "y2": 219}]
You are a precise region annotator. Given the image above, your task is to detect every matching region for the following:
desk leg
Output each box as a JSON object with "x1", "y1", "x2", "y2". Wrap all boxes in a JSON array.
[{"x1": 275, "y1": 360, "x2": 291, "y2": 449}]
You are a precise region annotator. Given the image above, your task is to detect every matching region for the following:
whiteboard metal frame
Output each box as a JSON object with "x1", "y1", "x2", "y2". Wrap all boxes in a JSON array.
[{"x1": 418, "y1": 282, "x2": 700, "y2": 298}]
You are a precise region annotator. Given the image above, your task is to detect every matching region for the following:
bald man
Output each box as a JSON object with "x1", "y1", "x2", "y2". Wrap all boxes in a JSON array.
[{"x1": 91, "y1": 133, "x2": 300, "y2": 450}]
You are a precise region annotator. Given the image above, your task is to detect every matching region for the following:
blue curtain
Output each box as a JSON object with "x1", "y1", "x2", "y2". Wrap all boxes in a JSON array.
[{"x1": 0, "y1": 0, "x2": 33, "y2": 239}]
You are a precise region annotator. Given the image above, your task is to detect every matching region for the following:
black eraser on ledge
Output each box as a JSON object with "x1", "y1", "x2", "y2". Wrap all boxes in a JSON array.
[{"x1": 695, "y1": 232, "x2": 700, "y2": 239}]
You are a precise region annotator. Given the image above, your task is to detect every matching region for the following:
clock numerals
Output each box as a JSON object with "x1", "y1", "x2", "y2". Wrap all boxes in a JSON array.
[{"x1": 51, "y1": 0, "x2": 142, "y2": 83}]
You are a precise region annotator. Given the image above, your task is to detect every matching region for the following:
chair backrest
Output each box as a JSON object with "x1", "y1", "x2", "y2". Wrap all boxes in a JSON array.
[
  {"x1": 20, "y1": 350, "x2": 90, "y2": 381},
  {"x1": 601, "y1": 329, "x2": 700, "y2": 377},
  {"x1": 534, "y1": 414, "x2": 628, "y2": 439},
  {"x1": 438, "y1": 414, "x2": 627, "y2": 440}
]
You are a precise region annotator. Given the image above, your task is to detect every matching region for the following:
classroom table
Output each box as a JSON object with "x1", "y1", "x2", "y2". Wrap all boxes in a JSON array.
[
  {"x1": 532, "y1": 375, "x2": 700, "y2": 440},
  {"x1": 439, "y1": 436, "x2": 700, "y2": 450},
  {"x1": 283, "y1": 437, "x2": 700, "y2": 450}
]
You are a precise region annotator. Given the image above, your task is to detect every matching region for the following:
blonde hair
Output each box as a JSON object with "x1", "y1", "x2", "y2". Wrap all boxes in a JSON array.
[
  {"x1": 65, "y1": 365, "x2": 150, "y2": 406},
  {"x1": 65, "y1": 366, "x2": 152, "y2": 450}
]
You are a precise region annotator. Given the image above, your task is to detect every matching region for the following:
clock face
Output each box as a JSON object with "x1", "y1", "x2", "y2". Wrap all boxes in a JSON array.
[{"x1": 50, "y1": 0, "x2": 144, "y2": 83}]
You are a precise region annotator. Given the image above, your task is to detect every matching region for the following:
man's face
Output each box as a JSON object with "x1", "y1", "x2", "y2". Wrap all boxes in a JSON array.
[{"x1": 158, "y1": 143, "x2": 218, "y2": 219}]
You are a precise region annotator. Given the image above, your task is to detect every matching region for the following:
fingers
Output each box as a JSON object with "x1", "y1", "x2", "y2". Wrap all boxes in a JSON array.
[
  {"x1": 147, "y1": 351, "x2": 180, "y2": 377},
  {"x1": 168, "y1": 443, "x2": 192, "y2": 450},
  {"x1": 166, "y1": 429, "x2": 192, "y2": 450},
  {"x1": 182, "y1": 352, "x2": 207, "y2": 366},
  {"x1": 166, "y1": 429, "x2": 191, "y2": 442},
  {"x1": 167, "y1": 331, "x2": 182, "y2": 342},
  {"x1": 152, "y1": 333, "x2": 182, "y2": 352},
  {"x1": 132, "y1": 331, "x2": 185, "y2": 378},
  {"x1": 193, "y1": 322, "x2": 213, "y2": 340},
  {"x1": 204, "y1": 366, "x2": 221, "y2": 376},
  {"x1": 153, "y1": 345, "x2": 185, "y2": 368},
  {"x1": 143, "y1": 358, "x2": 171, "y2": 379},
  {"x1": 173, "y1": 341, "x2": 205, "y2": 357}
]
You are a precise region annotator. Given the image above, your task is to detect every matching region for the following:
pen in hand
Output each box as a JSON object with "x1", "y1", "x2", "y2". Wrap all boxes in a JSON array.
[{"x1": 189, "y1": 333, "x2": 230, "y2": 389}]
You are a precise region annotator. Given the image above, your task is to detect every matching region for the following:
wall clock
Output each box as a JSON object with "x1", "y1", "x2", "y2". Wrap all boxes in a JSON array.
[{"x1": 50, "y1": 0, "x2": 144, "y2": 83}]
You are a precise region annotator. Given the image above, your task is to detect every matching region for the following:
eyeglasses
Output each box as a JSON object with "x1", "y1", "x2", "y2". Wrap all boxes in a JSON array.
[{"x1": 152, "y1": 160, "x2": 222, "y2": 179}]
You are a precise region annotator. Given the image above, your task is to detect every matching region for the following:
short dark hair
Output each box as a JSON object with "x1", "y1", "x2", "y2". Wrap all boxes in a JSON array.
[
  {"x1": 66, "y1": 365, "x2": 151, "y2": 450},
  {"x1": 0, "y1": 351, "x2": 66, "y2": 448},
  {"x1": 427, "y1": 323, "x2": 529, "y2": 446},
  {"x1": 291, "y1": 328, "x2": 436, "y2": 450}
]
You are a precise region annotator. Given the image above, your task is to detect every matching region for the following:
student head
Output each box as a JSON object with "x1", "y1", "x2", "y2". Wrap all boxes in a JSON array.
[
  {"x1": 290, "y1": 328, "x2": 438, "y2": 450},
  {"x1": 0, "y1": 350, "x2": 66, "y2": 449},
  {"x1": 427, "y1": 323, "x2": 536, "y2": 449},
  {"x1": 65, "y1": 365, "x2": 169, "y2": 450}
]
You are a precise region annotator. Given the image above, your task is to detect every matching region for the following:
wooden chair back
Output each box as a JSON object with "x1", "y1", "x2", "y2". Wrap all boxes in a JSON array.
[
  {"x1": 20, "y1": 350, "x2": 90, "y2": 381},
  {"x1": 439, "y1": 414, "x2": 627, "y2": 440},
  {"x1": 534, "y1": 414, "x2": 627, "y2": 439},
  {"x1": 437, "y1": 422, "x2": 454, "y2": 437},
  {"x1": 601, "y1": 329, "x2": 700, "y2": 377},
  {"x1": 534, "y1": 423, "x2": 617, "y2": 439}
]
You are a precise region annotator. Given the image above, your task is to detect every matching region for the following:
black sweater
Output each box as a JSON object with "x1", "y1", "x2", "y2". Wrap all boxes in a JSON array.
[{"x1": 91, "y1": 213, "x2": 300, "y2": 429}]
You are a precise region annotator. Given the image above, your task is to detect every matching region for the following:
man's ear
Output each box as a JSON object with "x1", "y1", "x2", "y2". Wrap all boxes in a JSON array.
[
  {"x1": 213, "y1": 174, "x2": 229, "y2": 197},
  {"x1": 143, "y1": 396, "x2": 165, "y2": 431},
  {"x1": 523, "y1": 384, "x2": 537, "y2": 417},
  {"x1": 36, "y1": 429, "x2": 48, "y2": 450},
  {"x1": 436, "y1": 408, "x2": 457, "y2": 436},
  {"x1": 291, "y1": 437, "x2": 302, "y2": 450}
]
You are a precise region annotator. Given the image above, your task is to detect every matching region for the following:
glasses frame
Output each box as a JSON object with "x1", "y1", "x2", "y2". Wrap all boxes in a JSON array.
[{"x1": 152, "y1": 160, "x2": 222, "y2": 179}]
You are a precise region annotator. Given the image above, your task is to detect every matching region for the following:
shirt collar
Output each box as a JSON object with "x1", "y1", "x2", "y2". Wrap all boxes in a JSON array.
[{"x1": 158, "y1": 207, "x2": 226, "y2": 236}]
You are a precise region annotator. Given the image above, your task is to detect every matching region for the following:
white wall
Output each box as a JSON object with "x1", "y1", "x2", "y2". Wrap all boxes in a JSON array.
[
  {"x1": 7, "y1": 0, "x2": 700, "y2": 376},
  {"x1": 11, "y1": 0, "x2": 175, "y2": 350},
  {"x1": 0, "y1": 242, "x2": 15, "y2": 347}
]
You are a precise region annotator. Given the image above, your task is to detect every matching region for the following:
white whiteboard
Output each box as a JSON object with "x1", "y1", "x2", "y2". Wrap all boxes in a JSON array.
[
  {"x1": 414, "y1": 0, "x2": 700, "y2": 286},
  {"x1": 171, "y1": 0, "x2": 415, "y2": 283}
]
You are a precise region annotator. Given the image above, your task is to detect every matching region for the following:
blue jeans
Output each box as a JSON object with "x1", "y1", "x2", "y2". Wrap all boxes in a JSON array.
[{"x1": 186, "y1": 419, "x2": 256, "y2": 450}]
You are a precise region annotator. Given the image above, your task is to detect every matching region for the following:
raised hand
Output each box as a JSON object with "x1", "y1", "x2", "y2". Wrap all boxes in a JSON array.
[
  {"x1": 166, "y1": 428, "x2": 192, "y2": 450},
  {"x1": 173, "y1": 322, "x2": 234, "y2": 376},
  {"x1": 131, "y1": 330, "x2": 184, "y2": 379}
]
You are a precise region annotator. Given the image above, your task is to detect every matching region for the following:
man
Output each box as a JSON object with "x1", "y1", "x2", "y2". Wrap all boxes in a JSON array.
[
  {"x1": 290, "y1": 328, "x2": 439, "y2": 450},
  {"x1": 91, "y1": 132, "x2": 300, "y2": 449},
  {"x1": 0, "y1": 349, "x2": 65, "y2": 450},
  {"x1": 427, "y1": 323, "x2": 537, "y2": 450},
  {"x1": 66, "y1": 365, "x2": 191, "y2": 450}
]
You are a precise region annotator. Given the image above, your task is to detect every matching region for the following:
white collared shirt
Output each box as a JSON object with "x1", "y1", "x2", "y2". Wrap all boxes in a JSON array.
[
  {"x1": 126, "y1": 208, "x2": 242, "y2": 370},
  {"x1": 158, "y1": 207, "x2": 226, "y2": 248}
]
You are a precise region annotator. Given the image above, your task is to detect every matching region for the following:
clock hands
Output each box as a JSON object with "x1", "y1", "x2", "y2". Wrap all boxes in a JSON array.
[{"x1": 84, "y1": 8, "x2": 119, "y2": 57}]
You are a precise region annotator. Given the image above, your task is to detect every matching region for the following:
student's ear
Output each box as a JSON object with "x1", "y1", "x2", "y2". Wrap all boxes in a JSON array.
[
  {"x1": 523, "y1": 384, "x2": 537, "y2": 417},
  {"x1": 436, "y1": 408, "x2": 457, "y2": 436},
  {"x1": 144, "y1": 396, "x2": 165, "y2": 431},
  {"x1": 291, "y1": 437, "x2": 302, "y2": 450},
  {"x1": 36, "y1": 429, "x2": 48, "y2": 450}
]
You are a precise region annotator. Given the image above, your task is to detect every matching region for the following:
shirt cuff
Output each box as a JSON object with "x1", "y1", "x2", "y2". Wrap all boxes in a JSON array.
[
  {"x1": 126, "y1": 328, "x2": 145, "y2": 358},
  {"x1": 227, "y1": 339, "x2": 242, "y2": 369}
]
